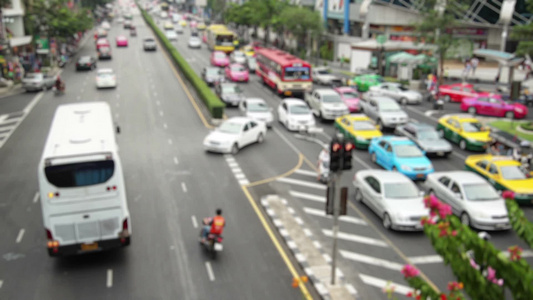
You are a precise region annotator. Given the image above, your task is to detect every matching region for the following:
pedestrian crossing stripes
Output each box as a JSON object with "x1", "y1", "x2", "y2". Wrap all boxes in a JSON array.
[
  {"x1": 359, "y1": 274, "x2": 413, "y2": 295},
  {"x1": 340, "y1": 250, "x2": 404, "y2": 271},
  {"x1": 289, "y1": 191, "x2": 325, "y2": 203},
  {"x1": 224, "y1": 154, "x2": 249, "y2": 185},
  {"x1": 303, "y1": 207, "x2": 367, "y2": 226},
  {"x1": 0, "y1": 112, "x2": 25, "y2": 149},
  {"x1": 276, "y1": 177, "x2": 326, "y2": 190},
  {"x1": 322, "y1": 229, "x2": 389, "y2": 248}
]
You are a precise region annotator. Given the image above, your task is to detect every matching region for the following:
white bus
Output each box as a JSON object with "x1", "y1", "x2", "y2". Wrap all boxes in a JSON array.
[{"x1": 38, "y1": 102, "x2": 131, "y2": 256}]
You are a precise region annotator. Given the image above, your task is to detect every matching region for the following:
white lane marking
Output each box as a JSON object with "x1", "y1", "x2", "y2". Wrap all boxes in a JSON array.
[
  {"x1": 168, "y1": 139, "x2": 173, "y2": 145},
  {"x1": 238, "y1": 179, "x2": 250, "y2": 185},
  {"x1": 352, "y1": 154, "x2": 373, "y2": 170},
  {"x1": 294, "y1": 169, "x2": 318, "y2": 177},
  {"x1": 224, "y1": 157, "x2": 235, "y2": 163},
  {"x1": 304, "y1": 207, "x2": 367, "y2": 225},
  {"x1": 181, "y1": 182, "x2": 187, "y2": 193},
  {"x1": 276, "y1": 177, "x2": 327, "y2": 190},
  {"x1": 359, "y1": 274, "x2": 413, "y2": 295},
  {"x1": 16, "y1": 229, "x2": 25, "y2": 243},
  {"x1": 231, "y1": 167, "x2": 243, "y2": 174},
  {"x1": 159, "y1": 111, "x2": 164, "y2": 116},
  {"x1": 0, "y1": 114, "x2": 7, "y2": 122},
  {"x1": 228, "y1": 162, "x2": 239, "y2": 168},
  {"x1": 340, "y1": 249, "x2": 403, "y2": 271},
  {"x1": 191, "y1": 215, "x2": 198, "y2": 228},
  {"x1": 173, "y1": 157, "x2": 179, "y2": 164},
  {"x1": 154, "y1": 92, "x2": 158, "y2": 97},
  {"x1": 234, "y1": 173, "x2": 246, "y2": 179},
  {"x1": 156, "y1": 100, "x2": 160, "y2": 106},
  {"x1": 405, "y1": 106, "x2": 433, "y2": 120},
  {"x1": 81, "y1": 89, "x2": 84, "y2": 93},
  {"x1": 0, "y1": 280, "x2": 3, "y2": 289},
  {"x1": 33, "y1": 192, "x2": 39, "y2": 203},
  {"x1": 273, "y1": 127, "x2": 302, "y2": 155},
  {"x1": 346, "y1": 284, "x2": 357, "y2": 296},
  {"x1": 407, "y1": 255, "x2": 443, "y2": 264},
  {"x1": 424, "y1": 110, "x2": 439, "y2": 117},
  {"x1": 0, "y1": 92, "x2": 44, "y2": 149},
  {"x1": 106, "y1": 269, "x2": 113, "y2": 288},
  {"x1": 322, "y1": 229, "x2": 388, "y2": 247},
  {"x1": 290, "y1": 191, "x2": 325, "y2": 203},
  {"x1": 205, "y1": 262, "x2": 215, "y2": 281},
  {"x1": 163, "y1": 123, "x2": 168, "y2": 129}
]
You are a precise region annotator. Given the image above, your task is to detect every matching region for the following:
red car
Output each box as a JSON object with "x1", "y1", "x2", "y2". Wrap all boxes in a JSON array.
[
  {"x1": 438, "y1": 83, "x2": 490, "y2": 103},
  {"x1": 116, "y1": 36, "x2": 128, "y2": 47},
  {"x1": 460, "y1": 95, "x2": 528, "y2": 119}
]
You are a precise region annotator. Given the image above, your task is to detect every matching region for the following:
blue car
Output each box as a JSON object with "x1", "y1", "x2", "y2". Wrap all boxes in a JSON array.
[{"x1": 368, "y1": 136, "x2": 434, "y2": 180}]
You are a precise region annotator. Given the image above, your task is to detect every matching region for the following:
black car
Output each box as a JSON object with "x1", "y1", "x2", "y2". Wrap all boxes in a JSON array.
[
  {"x1": 143, "y1": 38, "x2": 157, "y2": 51},
  {"x1": 215, "y1": 82, "x2": 245, "y2": 107},
  {"x1": 97, "y1": 47, "x2": 112, "y2": 60},
  {"x1": 76, "y1": 56, "x2": 97, "y2": 71},
  {"x1": 202, "y1": 67, "x2": 224, "y2": 86}
]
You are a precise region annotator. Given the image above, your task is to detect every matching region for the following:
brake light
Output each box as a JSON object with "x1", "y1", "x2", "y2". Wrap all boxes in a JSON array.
[
  {"x1": 46, "y1": 228, "x2": 60, "y2": 249},
  {"x1": 122, "y1": 218, "x2": 129, "y2": 231},
  {"x1": 106, "y1": 185, "x2": 117, "y2": 191},
  {"x1": 217, "y1": 237, "x2": 223, "y2": 243}
]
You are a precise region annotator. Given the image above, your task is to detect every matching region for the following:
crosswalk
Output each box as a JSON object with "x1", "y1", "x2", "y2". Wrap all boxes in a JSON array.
[{"x1": 0, "y1": 111, "x2": 25, "y2": 148}]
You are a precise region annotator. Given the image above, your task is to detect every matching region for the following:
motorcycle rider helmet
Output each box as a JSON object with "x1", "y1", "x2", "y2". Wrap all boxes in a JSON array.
[{"x1": 216, "y1": 208, "x2": 222, "y2": 215}]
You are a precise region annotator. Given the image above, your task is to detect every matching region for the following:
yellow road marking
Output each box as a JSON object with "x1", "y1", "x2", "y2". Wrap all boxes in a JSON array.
[
  {"x1": 241, "y1": 185, "x2": 313, "y2": 299},
  {"x1": 245, "y1": 154, "x2": 303, "y2": 188}
]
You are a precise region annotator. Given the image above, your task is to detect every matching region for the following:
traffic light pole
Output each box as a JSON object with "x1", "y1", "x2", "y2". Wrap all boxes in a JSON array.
[{"x1": 330, "y1": 135, "x2": 344, "y2": 286}]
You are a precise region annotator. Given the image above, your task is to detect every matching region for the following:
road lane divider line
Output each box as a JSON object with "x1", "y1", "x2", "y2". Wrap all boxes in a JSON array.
[
  {"x1": 159, "y1": 111, "x2": 164, "y2": 116},
  {"x1": 205, "y1": 262, "x2": 215, "y2": 281},
  {"x1": 303, "y1": 207, "x2": 367, "y2": 225},
  {"x1": 33, "y1": 192, "x2": 39, "y2": 203},
  {"x1": 241, "y1": 186, "x2": 312, "y2": 299},
  {"x1": 359, "y1": 274, "x2": 413, "y2": 296},
  {"x1": 191, "y1": 215, "x2": 198, "y2": 228},
  {"x1": 181, "y1": 182, "x2": 187, "y2": 193},
  {"x1": 106, "y1": 269, "x2": 113, "y2": 288},
  {"x1": 339, "y1": 249, "x2": 404, "y2": 271},
  {"x1": 163, "y1": 123, "x2": 168, "y2": 129},
  {"x1": 245, "y1": 154, "x2": 303, "y2": 188},
  {"x1": 294, "y1": 169, "x2": 317, "y2": 177},
  {"x1": 173, "y1": 157, "x2": 179, "y2": 164},
  {"x1": 322, "y1": 229, "x2": 388, "y2": 247},
  {"x1": 407, "y1": 255, "x2": 443, "y2": 264},
  {"x1": 276, "y1": 177, "x2": 327, "y2": 190},
  {"x1": 168, "y1": 139, "x2": 173, "y2": 145},
  {"x1": 16, "y1": 229, "x2": 25, "y2": 243},
  {"x1": 0, "y1": 91, "x2": 44, "y2": 149},
  {"x1": 0, "y1": 279, "x2": 2, "y2": 289},
  {"x1": 156, "y1": 100, "x2": 160, "y2": 106},
  {"x1": 290, "y1": 191, "x2": 325, "y2": 203},
  {"x1": 154, "y1": 92, "x2": 158, "y2": 97},
  {"x1": 80, "y1": 89, "x2": 84, "y2": 93}
]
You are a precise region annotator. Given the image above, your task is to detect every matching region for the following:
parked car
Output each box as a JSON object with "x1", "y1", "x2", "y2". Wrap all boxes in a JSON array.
[
  {"x1": 460, "y1": 95, "x2": 528, "y2": 119},
  {"x1": 352, "y1": 74, "x2": 383, "y2": 92},
  {"x1": 334, "y1": 86, "x2": 361, "y2": 112},
  {"x1": 215, "y1": 82, "x2": 245, "y2": 106},
  {"x1": 353, "y1": 170, "x2": 428, "y2": 230},
  {"x1": 277, "y1": 98, "x2": 315, "y2": 131},
  {"x1": 334, "y1": 114, "x2": 382, "y2": 149},
  {"x1": 304, "y1": 89, "x2": 350, "y2": 121},
  {"x1": 143, "y1": 38, "x2": 157, "y2": 51},
  {"x1": 203, "y1": 117, "x2": 267, "y2": 154},
  {"x1": 395, "y1": 122, "x2": 452, "y2": 157},
  {"x1": 211, "y1": 51, "x2": 229, "y2": 67},
  {"x1": 369, "y1": 82, "x2": 422, "y2": 105},
  {"x1": 201, "y1": 67, "x2": 225, "y2": 86},
  {"x1": 438, "y1": 83, "x2": 491, "y2": 103},
  {"x1": 359, "y1": 95, "x2": 408, "y2": 129},
  {"x1": 368, "y1": 136, "x2": 434, "y2": 180},
  {"x1": 425, "y1": 171, "x2": 510, "y2": 230},
  {"x1": 312, "y1": 67, "x2": 343, "y2": 86},
  {"x1": 22, "y1": 72, "x2": 56, "y2": 92},
  {"x1": 239, "y1": 98, "x2": 274, "y2": 128},
  {"x1": 76, "y1": 56, "x2": 97, "y2": 71},
  {"x1": 436, "y1": 114, "x2": 491, "y2": 151},
  {"x1": 225, "y1": 64, "x2": 249, "y2": 82}
]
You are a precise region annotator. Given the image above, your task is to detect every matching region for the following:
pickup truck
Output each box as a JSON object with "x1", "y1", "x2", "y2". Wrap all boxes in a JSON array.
[
  {"x1": 305, "y1": 88, "x2": 349, "y2": 121},
  {"x1": 22, "y1": 72, "x2": 57, "y2": 92},
  {"x1": 312, "y1": 67, "x2": 343, "y2": 87}
]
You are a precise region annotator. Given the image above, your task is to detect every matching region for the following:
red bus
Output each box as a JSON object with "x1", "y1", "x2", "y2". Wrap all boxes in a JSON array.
[{"x1": 255, "y1": 47, "x2": 313, "y2": 97}]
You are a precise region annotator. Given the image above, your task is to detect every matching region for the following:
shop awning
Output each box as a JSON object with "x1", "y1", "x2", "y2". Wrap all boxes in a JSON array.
[
  {"x1": 10, "y1": 36, "x2": 32, "y2": 48},
  {"x1": 473, "y1": 49, "x2": 524, "y2": 67},
  {"x1": 351, "y1": 40, "x2": 437, "y2": 51}
]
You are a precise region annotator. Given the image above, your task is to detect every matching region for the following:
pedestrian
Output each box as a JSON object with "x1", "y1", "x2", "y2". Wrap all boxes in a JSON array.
[
  {"x1": 426, "y1": 73, "x2": 434, "y2": 90},
  {"x1": 470, "y1": 57, "x2": 479, "y2": 76},
  {"x1": 462, "y1": 59, "x2": 471, "y2": 80}
]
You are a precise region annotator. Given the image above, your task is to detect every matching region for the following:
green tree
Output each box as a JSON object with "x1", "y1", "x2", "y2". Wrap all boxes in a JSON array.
[
  {"x1": 208, "y1": 0, "x2": 226, "y2": 22},
  {"x1": 278, "y1": 6, "x2": 322, "y2": 53},
  {"x1": 511, "y1": 0, "x2": 533, "y2": 56},
  {"x1": 80, "y1": 0, "x2": 112, "y2": 9}
]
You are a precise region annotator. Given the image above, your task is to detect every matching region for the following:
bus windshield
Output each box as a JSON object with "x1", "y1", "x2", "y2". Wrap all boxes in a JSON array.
[
  {"x1": 45, "y1": 160, "x2": 115, "y2": 188},
  {"x1": 284, "y1": 66, "x2": 310, "y2": 80},
  {"x1": 215, "y1": 34, "x2": 233, "y2": 46}
]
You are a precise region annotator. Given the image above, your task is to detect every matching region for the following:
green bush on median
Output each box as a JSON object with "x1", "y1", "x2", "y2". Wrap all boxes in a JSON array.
[{"x1": 139, "y1": 8, "x2": 225, "y2": 119}]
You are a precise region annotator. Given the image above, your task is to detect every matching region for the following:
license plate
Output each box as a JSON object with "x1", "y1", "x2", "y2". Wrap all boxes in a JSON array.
[
  {"x1": 214, "y1": 243, "x2": 223, "y2": 251},
  {"x1": 495, "y1": 223, "x2": 507, "y2": 229},
  {"x1": 416, "y1": 174, "x2": 424, "y2": 178},
  {"x1": 81, "y1": 242, "x2": 98, "y2": 251},
  {"x1": 437, "y1": 152, "x2": 444, "y2": 156}
]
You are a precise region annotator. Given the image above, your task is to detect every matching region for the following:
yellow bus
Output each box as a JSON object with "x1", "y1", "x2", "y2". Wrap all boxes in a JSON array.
[{"x1": 206, "y1": 28, "x2": 235, "y2": 53}]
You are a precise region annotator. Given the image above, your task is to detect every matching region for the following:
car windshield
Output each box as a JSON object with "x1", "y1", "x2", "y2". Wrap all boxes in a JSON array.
[
  {"x1": 231, "y1": 65, "x2": 245, "y2": 72},
  {"x1": 79, "y1": 57, "x2": 91, "y2": 63},
  {"x1": 461, "y1": 122, "x2": 484, "y2": 132},
  {"x1": 284, "y1": 66, "x2": 310, "y2": 80},
  {"x1": 144, "y1": 38, "x2": 154, "y2": 42},
  {"x1": 317, "y1": 69, "x2": 330, "y2": 75},
  {"x1": 463, "y1": 183, "x2": 501, "y2": 201},
  {"x1": 248, "y1": 102, "x2": 269, "y2": 112},
  {"x1": 99, "y1": 47, "x2": 110, "y2": 53},
  {"x1": 289, "y1": 105, "x2": 310, "y2": 114},
  {"x1": 394, "y1": 145, "x2": 424, "y2": 157},
  {"x1": 190, "y1": 37, "x2": 200, "y2": 42},
  {"x1": 417, "y1": 129, "x2": 440, "y2": 140},
  {"x1": 342, "y1": 91, "x2": 359, "y2": 98},
  {"x1": 352, "y1": 121, "x2": 375, "y2": 131},
  {"x1": 500, "y1": 166, "x2": 528, "y2": 180},
  {"x1": 217, "y1": 122, "x2": 242, "y2": 134},
  {"x1": 206, "y1": 68, "x2": 220, "y2": 75},
  {"x1": 222, "y1": 85, "x2": 242, "y2": 94},
  {"x1": 322, "y1": 94, "x2": 343, "y2": 103},
  {"x1": 98, "y1": 71, "x2": 114, "y2": 77},
  {"x1": 234, "y1": 51, "x2": 245, "y2": 57},
  {"x1": 25, "y1": 73, "x2": 42, "y2": 79},
  {"x1": 384, "y1": 182, "x2": 419, "y2": 199},
  {"x1": 379, "y1": 101, "x2": 401, "y2": 112},
  {"x1": 214, "y1": 52, "x2": 226, "y2": 59}
]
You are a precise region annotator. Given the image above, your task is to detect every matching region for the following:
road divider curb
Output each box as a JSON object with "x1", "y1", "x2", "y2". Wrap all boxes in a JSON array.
[{"x1": 261, "y1": 195, "x2": 359, "y2": 300}]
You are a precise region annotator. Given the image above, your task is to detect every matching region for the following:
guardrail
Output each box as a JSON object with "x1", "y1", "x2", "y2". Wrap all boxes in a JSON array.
[{"x1": 138, "y1": 5, "x2": 225, "y2": 119}]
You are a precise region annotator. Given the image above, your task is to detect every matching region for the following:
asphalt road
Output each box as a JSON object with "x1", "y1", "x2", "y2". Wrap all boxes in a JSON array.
[
  {"x1": 153, "y1": 14, "x2": 533, "y2": 300},
  {"x1": 0, "y1": 9, "x2": 306, "y2": 300}
]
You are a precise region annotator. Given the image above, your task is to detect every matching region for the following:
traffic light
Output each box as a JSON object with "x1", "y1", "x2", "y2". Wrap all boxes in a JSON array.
[
  {"x1": 329, "y1": 138, "x2": 342, "y2": 172},
  {"x1": 342, "y1": 142, "x2": 354, "y2": 170}
]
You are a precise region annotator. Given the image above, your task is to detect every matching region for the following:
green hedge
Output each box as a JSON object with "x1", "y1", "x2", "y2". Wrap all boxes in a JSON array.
[
  {"x1": 139, "y1": 8, "x2": 225, "y2": 119},
  {"x1": 520, "y1": 122, "x2": 533, "y2": 132}
]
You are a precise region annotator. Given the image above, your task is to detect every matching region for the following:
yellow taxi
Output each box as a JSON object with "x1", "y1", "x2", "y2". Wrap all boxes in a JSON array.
[
  {"x1": 334, "y1": 114, "x2": 382, "y2": 149},
  {"x1": 197, "y1": 23, "x2": 206, "y2": 30},
  {"x1": 465, "y1": 154, "x2": 533, "y2": 205},
  {"x1": 179, "y1": 20, "x2": 187, "y2": 27},
  {"x1": 163, "y1": 22, "x2": 174, "y2": 30},
  {"x1": 436, "y1": 114, "x2": 491, "y2": 151},
  {"x1": 241, "y1": 45, "x2": 255, "y2": 57}
]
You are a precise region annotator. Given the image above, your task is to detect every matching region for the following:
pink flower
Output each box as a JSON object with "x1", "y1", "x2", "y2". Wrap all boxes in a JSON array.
[
  {"x1": 496, "y1": 279, "x2": 504, "y2": 286},
  {"x1": 469, "y1": 258, "x2": 479, "y2": 270},
  {"x1": 438, "y1": 202, "x2": 452, "y2": 219},
  {"x1": 502, "y1": 190, "x2": 515, "y2": 200},
  {"x1": 401, "y1": 264, "x2": 420, "y2": 278},
  {"x1": 451, "y1": 230, "x2": 457, "y2": 236}
]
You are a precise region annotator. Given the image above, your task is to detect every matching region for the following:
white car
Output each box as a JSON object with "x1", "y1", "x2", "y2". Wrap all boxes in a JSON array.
[
  {"x1": 239, "y1": 98, "x2": 274, "y2": 128},
  {"x1": 175, "y1": 25, "x2": 184, "y2": 34},
  {"x1": 203, "y1": 117, "x2": 267, "y2": 154},
  {"x1": 277, "y1": 98, "x2": 315, "y2": 131},
  {"x1": 188, "y1": 36, "x2": 202, "y2": 48},
  {"x1": 95, "y1": 69, "x2": 117, "y2": 89},
  {"x1": 160, "y1": 11, "x2": 168, "y2": 19},
  {"x1": 353, "y1": 170, "x2": 428, "y2": 231},
  {"x1": 312, "y1": 67, "x2": 343, "y2": 86},
  {"x1": 230, "y1": 51, "x2": 247, "y2": 64},
  {"x1": 425, "y1": 171, "x2": 510, "y2": 230},
  {"x1": 101, "y1": 21, "x2": 111, "y2": 31},
  {"x1": 369, "y1": 82, "x2": 423, "y2": 105},
  {"x1": 305, "y1": 89, "x2": 350, "y2": 121},
  {"x1": 165, "y1": 30, "x2": 178, "y2": 41}
]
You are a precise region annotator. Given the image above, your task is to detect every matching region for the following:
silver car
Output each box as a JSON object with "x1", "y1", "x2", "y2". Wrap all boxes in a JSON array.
[
  {"x1": 425, "y1": 171, "x2": 510, "y2": 231},
  {"x1": 395, "y1": 122, "x2": 453, "y2": 157},
  {"x1": 188, "y1": 36, "x2": 202, "y2": 48},
  {"x1": 369, "y1": 82, "x2": 422, "y2": 105},
  {"x1": 353, "y1": 170, "x2": 428, "y2": 231},
  {"x1": 22, "y1": 72, "x2": 56, "y2": 92},
  {"x1": 238, "y1": 98, "x2": 274, "y2": 128},
  {"x1": 359, "y1": 95, "x2": 408, "y2": 129}
]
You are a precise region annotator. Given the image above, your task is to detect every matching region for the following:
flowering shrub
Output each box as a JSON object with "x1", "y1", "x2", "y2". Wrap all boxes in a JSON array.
[
  {"x1": 401, "y1": 265, "x2": 420, "y2": 278},
  {"x1": 504, "y1": 190, "x2": 533, "y2": 249},
  {"x1": 398, "y1": 264, "x2": 466, "y2": 300},
  {"x1": 508, "y1": 246, "x2": 523, "y2": 261}
]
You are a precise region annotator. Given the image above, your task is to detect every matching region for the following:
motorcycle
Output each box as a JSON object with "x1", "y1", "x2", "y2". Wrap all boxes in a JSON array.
[
  {"x1": 199, "y1": 218, "x2": 223, "y2": 258},
  {"x1": 52, "y1": 82, "x2": 65, "y2": 96}
]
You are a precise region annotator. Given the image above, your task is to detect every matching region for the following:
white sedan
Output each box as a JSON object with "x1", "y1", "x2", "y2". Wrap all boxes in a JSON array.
[
  {"x1": 425, "y1": 171, "x2": 510, "y2": 231},
  {"x1": 165, "y1": 30, "x2": 178, "y2": 41},
  {"x1": 188, "y1": 36, "x2": 202, "y2": 48},
  {"x1": 277, "y1": 98, "x2": 315, "y2": 131},
  {"x1": 203, "y1": 117, "x2": 267, "y2": 154},
  {"x1": 230, "y1": 51, "x2": 247, "y2": 64},
  {"x1": 239, "y1": 98, "x2": 274, "y2": 128},
  {"x1": 369, "y1": 82, "x2": 422, "y2": 105},
  {"x1": 95, "y1": 68, "x2": 117, "y2": 89},
  {"x1": 353, "y1": 170, "x2": 428, "y2": 231}
]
